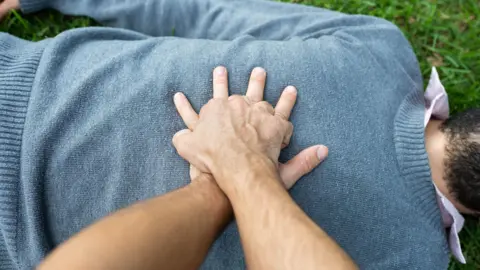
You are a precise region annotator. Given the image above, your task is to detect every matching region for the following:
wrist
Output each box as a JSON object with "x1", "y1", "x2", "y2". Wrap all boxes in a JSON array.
[
  {"x1": 212, "y1": 151, "x2": 281, "y2": 199},
  {"x1": 187, "y1": 174, "x2": 232, "y2": 221}
]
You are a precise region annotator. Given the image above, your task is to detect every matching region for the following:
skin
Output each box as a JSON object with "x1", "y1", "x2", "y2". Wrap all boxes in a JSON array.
[
  {"x1": 38, "y1": 67, "x2": 336, "y2": 270},
  {"x1": 0, "y1": 0, "x2": 18, "y2": 19},
  {"x1": 39, "y1": 175, "x2": 230, "y2": 270},
  {"x1": 172, "y1": 66, "x2": 357, "y2": 270},
  {"x1": 425, "y1": 119, "x2": 474, "y2": 214}
]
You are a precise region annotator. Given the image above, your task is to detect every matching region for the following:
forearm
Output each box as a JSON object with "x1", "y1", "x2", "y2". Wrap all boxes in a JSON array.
[
  {"x1": 38, "y1": 176, "x2": 232, "y2": 270},
  {"x1": 218, "y1": 156, "x2": 357, "y2": 270}
]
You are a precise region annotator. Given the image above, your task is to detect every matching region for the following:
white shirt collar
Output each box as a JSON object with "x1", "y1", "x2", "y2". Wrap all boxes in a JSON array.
[{"x1": 424, "y1": 67, "x2": 466, "y2": 264}]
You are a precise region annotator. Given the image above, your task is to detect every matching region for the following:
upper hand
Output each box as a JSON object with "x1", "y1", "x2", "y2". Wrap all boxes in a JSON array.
[
  {"x1": 174, "y1": 67, "x2": 328, "y2": 190},
  {"x1": 0, "y1": 0, "x2": 19, "y2": 20}
]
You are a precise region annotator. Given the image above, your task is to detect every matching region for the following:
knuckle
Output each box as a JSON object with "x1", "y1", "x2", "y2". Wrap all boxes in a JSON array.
[
  {"x1": 229, "y1": 95, "x2": 246, "y2": 106},
  {"x1": 260, "y1": 101, "x2": 273, "y2": 109},
  {"x1": 265, "y1": 128, "x2": 279, "y2": 140},
  {"x1": 202, "y1": 99, "x2": 219, "y2": 112},
  {"x1": 207, "y1": 98, "x2": 219, "y2": 106},
  {"x1": 275, "y1": 111, "x2": 288, "y2": 120},
  {"x1": 255, "y1": 101, "x2": 273, "y2": 113},
  {"x1": 243, "y1": 96, "x2": 251, "y2": 104},
  {"x1": 228, "y1": 95, "x2": 242, "y2": 101}
]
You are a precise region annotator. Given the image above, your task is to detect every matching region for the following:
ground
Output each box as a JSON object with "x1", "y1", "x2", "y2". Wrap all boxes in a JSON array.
[{"x1": 1, "y1": 0, "x2": 478, "y2": 268}]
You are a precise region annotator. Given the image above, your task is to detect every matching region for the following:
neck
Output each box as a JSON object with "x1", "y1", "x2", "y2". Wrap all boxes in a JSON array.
[
  {"x1": 425, "y1": 120, "x2": 470, "y2": 213},
  {"x1": 425, "y1": 120, "x2": 446, "y2": 191}
]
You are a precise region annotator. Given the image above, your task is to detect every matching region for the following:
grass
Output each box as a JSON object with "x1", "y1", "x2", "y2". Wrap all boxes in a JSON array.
[{"x1": 1, "y1": 0, "x2": 478, "y2": 269}]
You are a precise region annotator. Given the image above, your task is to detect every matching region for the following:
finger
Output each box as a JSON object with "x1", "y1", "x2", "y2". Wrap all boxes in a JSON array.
[
  {"x1": 275, "y1": 86, "x2": 297, "y2": 120},
  {"x1": 278, "y1": 145, "x2": 328, "y2": 189},
  {"x1": 282, "y1": 122, "x2": 294, "y2": 148},
  {"x1": 0, "y1": 0, "x2": 19, "y2": 20},
  {"x1": 246, "y1": 67, "x2": 266, "y2": 103},
  {"x1": 174, "y1": 92, "x2": 198, "y2": 130},
  {"x1": 172, "y1": 129, "x2": 194, "y2": 157},
  {"x1": 172, "y1": 129, "x2": 192, "y2": 147},
  {"x1": 213, "y1": 66, "x2": 229, "y2": 99},
  {"x1": 0, "y1": 5, "x2": 11, "y2": 20}
]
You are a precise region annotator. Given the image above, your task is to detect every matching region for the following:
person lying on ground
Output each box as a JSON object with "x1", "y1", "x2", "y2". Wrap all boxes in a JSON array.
[{"x1": 0, "y1": 0, "x2": 477, "y2": 268}]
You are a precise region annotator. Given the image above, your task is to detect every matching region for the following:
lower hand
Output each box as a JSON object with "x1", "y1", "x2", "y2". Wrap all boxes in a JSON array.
[
  {"x1": 0, "y1": 0, "x2": 19, "y2": 20},
  {"x1": 175, "y1": 67, "x2": 328, "y2": 190}
]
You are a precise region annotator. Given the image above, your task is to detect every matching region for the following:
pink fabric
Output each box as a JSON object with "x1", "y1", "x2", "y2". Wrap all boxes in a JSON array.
[{"x1": 424, "y1": 67, "x2": 466, "y2": 264}]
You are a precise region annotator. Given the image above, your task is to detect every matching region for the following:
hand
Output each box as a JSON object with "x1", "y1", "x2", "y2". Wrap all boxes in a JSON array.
[
  {"x1": 0, "y1": 0, "x2": 19, "y2": 20},
  {"x1": 174, "y1": 66, "x2": 328, "y2": 189},
  {"x1": 174, "y1": 66, "x2": 293, "y2": 170},
  {"x1": 173, "y1": 66, "x2": 295, "y2": 173}
]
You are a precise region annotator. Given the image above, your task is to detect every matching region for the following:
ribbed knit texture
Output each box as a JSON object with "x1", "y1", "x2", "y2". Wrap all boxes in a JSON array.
[
  {"x1": 0, "y1": 35, "x2": 44, "y2": 269},
  {"x1": 394, "y1": 92, "x2": 448, "y2": 231}
]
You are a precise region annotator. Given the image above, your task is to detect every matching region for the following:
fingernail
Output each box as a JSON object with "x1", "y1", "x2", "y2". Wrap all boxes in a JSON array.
[
  {"x1": 174, "y1": 92, "x2": 183, "y2": 102},
  {"x1": 316, "y1": 145, "x2": 329, "y2": 161},
  {"x1": 253, "y1": 67, "x2": 266, "y2": 77},
  {"x1": 215, "y1": 66, "x2": 226, "y2": 75},
  {"x1": 285, "y1": 86, "x2": 297, "y2": 94},
  {"x1": 174, "y1": 129, "x2": 191, "y2": 138}
]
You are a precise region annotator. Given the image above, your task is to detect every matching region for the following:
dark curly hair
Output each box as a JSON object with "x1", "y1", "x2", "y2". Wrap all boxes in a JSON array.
[{"x1": 440, "y1": 108, "x2": 480, "y2": 213}]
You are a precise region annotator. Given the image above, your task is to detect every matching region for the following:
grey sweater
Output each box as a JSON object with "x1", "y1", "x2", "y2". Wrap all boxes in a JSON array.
[{"x1": 0, "y1": 0, "x2": 449, "y2": 269}]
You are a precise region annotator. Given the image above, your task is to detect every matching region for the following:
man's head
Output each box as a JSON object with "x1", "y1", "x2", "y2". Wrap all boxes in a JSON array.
[{"x1": 440, "y1": 108, "x2": 480, "y2": 214}]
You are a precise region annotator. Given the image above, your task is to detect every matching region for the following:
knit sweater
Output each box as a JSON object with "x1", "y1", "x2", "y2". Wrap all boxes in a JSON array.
[{"x1": 0, "y1": 0, "x2": 449, "y2": 269}]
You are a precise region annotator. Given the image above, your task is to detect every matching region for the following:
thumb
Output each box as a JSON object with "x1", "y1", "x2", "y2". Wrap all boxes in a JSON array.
[
  {"x1": 172, "y1": 129, "x2": 209, "y2": 173},
  {"x1": 0, "y1": 1, "x2": 18, "y2": 21},
  {"x1": 278, "y1": 145, "x2": 328, "y2": 189}
]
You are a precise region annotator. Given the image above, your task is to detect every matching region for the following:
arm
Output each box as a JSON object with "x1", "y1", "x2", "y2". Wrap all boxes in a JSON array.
[
  {"x1": 8, "y1": 0, "x2": 417, "y2": 83},
  {"x1": 219, "y1": 155, "x2": 357, "y2": 270},
  {"x1": 37, "y1": 67, "x2": 329, "y2": 270},
  {"x1": 16, "y1": 0, "x2": 340, "y2": 38},
  {"x1": 38, "y1": 175, "x2": 232, "y2": 270},
  {"x1": 15, "y1": 0, "x2": 366, "y2": 40},
  {"x1": 14, "y1": 0, "x2": 419, "y2": 88},
  {"x1": 172, "y1": 67, "x2": 357, "y2": 269}
]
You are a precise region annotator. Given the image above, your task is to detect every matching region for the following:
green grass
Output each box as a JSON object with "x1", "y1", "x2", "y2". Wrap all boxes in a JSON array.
[{"x1": 1, "y1": 0, "x2": 479, "y2": 269}]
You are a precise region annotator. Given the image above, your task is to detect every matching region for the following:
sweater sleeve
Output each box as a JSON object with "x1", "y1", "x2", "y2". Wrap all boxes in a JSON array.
[
  {"x1": 18, "y1": 0, "x2": 345, "y2": 39},
  {"x1": 19, "y1": 0, "x2": 49, "y2": 13},
  {"x1": 18, "y1": 0, "x2": 421, "y2": 84}
]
